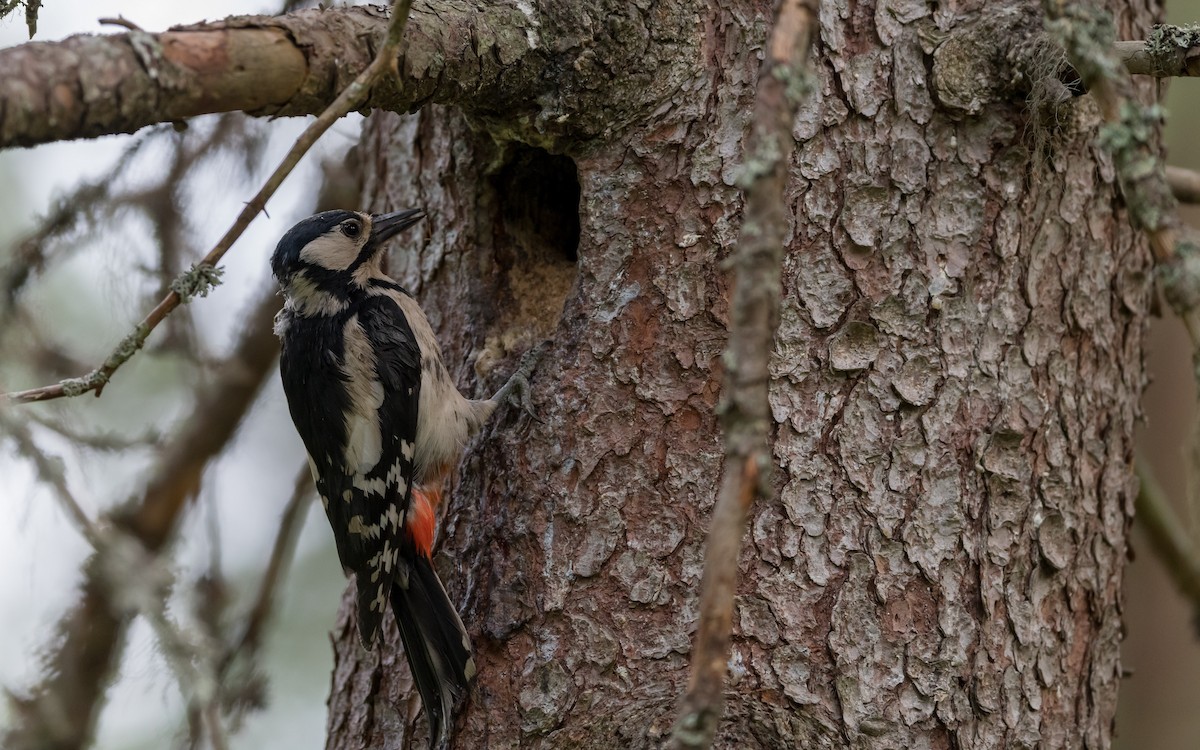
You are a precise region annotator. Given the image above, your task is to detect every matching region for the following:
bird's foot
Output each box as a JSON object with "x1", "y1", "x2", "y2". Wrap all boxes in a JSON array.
[{"x1": 492, "y1": 344, "x2": 545, "y2": 422}]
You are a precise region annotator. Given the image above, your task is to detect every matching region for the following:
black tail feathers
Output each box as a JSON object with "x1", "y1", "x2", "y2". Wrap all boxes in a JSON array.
[{"x1": 389, "y1": 555, "x2": 475, "y2": 749}]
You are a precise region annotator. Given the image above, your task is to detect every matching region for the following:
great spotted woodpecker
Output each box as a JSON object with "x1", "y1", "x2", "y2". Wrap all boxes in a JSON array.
[{"x1": 271, "y1": 208, "x2": 533, "y2": 748}]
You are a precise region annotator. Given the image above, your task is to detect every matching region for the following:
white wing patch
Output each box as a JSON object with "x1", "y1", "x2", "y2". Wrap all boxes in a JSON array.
[
  {"x1": 341, "y1": 317, "x2": 386, "y2": 475},
  {"x1": 348, "y1": 515, "x2": 381, "y2": 539},
  {"x1": 386, "y1": 459, "x2": 408, "y2": 492},
  {"x1": 347, "y1": 503, "x2": 405, "y2": 540},
  {"x1": 353, "y1": 475, "x2": 387, "y2": 496},
  {"x1": 369, "y1": 580, "x2": 387, "y2": 612}
]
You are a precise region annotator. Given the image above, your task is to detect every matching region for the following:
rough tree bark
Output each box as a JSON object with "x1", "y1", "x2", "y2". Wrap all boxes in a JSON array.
[
  {"x1": 0, "y1": 0, "x2": 1158, "y2": 746},
  {"x1": 321, "y1": 1, "x2": 1153, "y2": 748}
]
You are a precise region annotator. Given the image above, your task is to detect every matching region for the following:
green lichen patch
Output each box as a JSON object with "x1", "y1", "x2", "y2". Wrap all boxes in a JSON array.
[
  {"x1": 1098, "y1": 102, "x2": 1172, "y2": 232},
  {"x1": 1044, "y1": 2, "x2": 1118, "y2": 85},
  {"x1": 170, "y1": 263, "x2": 224, "y2": 303},
  {"x1": 1145, "y1": 23, "x2": 1200, "y2": 76}
]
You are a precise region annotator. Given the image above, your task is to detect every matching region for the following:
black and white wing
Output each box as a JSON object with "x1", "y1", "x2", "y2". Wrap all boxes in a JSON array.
[{"x1": 278, "y1": 298, "x2": 422, "y2": 646}]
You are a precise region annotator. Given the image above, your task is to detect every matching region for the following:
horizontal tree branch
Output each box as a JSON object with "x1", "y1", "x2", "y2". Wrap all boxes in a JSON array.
[
  {"x1": 0, "y1": 3, "x2": 547, "y2": 150},
  {"x1": 1116, "y1": 25, "x2": 1200, "y2": 78},
  {"x1": 1167, "y1": 165, "x2": 1200, "y2": 204}
]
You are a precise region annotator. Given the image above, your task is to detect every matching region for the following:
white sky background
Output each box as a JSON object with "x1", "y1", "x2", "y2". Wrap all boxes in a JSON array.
[{"x1": 0, "y1": 3, "x2": 361, "y2": 748}]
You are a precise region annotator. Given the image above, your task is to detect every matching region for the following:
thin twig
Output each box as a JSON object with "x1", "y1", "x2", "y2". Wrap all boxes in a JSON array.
[
  {"x1": 23, "y1": 409, "x2": 163, "y2": 451},
  {"x1": 205, "y1": 703, "x2": 229, "y2": 750},
  {"x1": 1, "y1": 0, "x2": 416, "y2": 405},
  {"x1": 1135, "y1": 458, "x2": 1200, "y2": 620},
  {"x1": 97, "y1": 16, "x2": 143, "y2": 31},
  {"x1": 671, "y1": 2, "x2": 815, "y2": 748}
]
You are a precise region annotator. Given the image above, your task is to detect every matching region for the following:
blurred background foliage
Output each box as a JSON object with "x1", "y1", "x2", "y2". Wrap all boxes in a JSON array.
[
  {"x1": 1, "y1": 1, "x2": 1200, "y2": 749},
  {"x1": 0, "y1": 2, "x2": 354, "y2": 748}
]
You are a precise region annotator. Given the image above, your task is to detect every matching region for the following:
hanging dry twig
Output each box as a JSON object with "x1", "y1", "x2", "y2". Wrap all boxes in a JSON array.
[
  {"x1": 671, "y1": 2, "x2": 815, "y2": 748},
  {"x1": 1, "y1": 0, "x2": 415, "y2": 405}
]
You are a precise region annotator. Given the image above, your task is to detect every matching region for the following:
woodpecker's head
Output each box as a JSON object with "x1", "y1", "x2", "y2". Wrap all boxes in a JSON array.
[{"x1": 271, "y1": 208, "x2": 423, "y2": 302}]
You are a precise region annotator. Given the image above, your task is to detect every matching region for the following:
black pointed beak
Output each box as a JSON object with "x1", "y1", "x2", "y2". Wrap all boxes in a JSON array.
[{"x1": 370, "y1": 208, "x2": 424, "y2": 244}]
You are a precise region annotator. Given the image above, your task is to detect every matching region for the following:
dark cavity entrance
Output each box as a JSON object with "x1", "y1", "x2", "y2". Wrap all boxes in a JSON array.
[{"x1": 491, "y1": 146, "x2": 581, "y2": 264}]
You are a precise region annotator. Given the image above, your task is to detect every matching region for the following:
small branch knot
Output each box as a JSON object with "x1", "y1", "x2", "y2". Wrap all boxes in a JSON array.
[{"x1": 58, "y1": 377, "x2": 90, "y2": 397}]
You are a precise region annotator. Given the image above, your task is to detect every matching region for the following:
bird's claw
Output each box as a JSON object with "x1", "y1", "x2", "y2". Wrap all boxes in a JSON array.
[{"x1": 494, "y1": 344, "x2": 545, "y2": 423}]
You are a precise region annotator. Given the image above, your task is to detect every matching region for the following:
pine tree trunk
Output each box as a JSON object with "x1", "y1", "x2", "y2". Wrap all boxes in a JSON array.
[{"x1": 325, "y1": 0, "x2": 1155, "y2": 747}]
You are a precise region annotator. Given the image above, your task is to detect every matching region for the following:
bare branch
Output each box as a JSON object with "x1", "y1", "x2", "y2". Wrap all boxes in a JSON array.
[
  {"x1": 672, "y1": 2, "x2": 815, "y2": 748},
  {"x1": 97, "y1": 16, "x2": 144, "y2": 32},
  {"x1": 0, "y1": 3, "x2": 549, "y2": 151},
  {"x1": 1117, "y1": 24, "x2": 1200, "y2": 77},
  {"x1": 1, "y1": 128, "x2": 161, "y2": 307},
  {"x1": 1168, "y1": 165, "x2": 1200, "y2": 204},
  {"x1": 23, "y1": 411, "x2": 162, "y2": 451},
  {"x1": 1, "y1": 1, "x2": 416, "y2": 405}
]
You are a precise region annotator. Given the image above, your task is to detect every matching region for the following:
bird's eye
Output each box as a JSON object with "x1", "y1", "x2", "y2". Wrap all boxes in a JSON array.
[{"x1": 341, "y1": 220, "x2": 361, "y2": 238}]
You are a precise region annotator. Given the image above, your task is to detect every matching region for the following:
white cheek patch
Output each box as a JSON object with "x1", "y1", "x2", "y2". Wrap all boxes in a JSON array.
[{"x1": 300, "y1": 233, "x2": 361, "y2": 271}]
